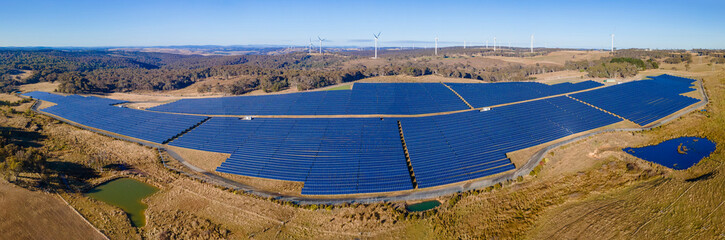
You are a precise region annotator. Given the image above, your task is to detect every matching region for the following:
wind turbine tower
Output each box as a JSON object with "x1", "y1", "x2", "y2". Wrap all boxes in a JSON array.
[
  {"x1": 435, "y1": 36, "x2": 439, "y2": 56},
  {"x1": 308, "y1": 38, "x2": 313, "y2": 54},
  {"x1": 464, "y1": 40, "x2": 466, "y2": 49},
  {"x1": 530, "y1": 34, "x2": 534, "y2": 53},
  {"x1": 493, "y1": 37, "x2": 497, "y2": 51},
  {"x1": 373, "y1": 32, "x2": 381, "y2": 59},
  {"x1": 318, "y1": 36, "x2": 326, "y2": 54},
  {"x1": 611, "y1": 34, "x2": 615, "y2": 52}
]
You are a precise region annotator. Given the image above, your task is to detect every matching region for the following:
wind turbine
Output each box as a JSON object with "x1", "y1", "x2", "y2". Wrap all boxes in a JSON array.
[
  {"x1": 434, "y1": 36, "x2": 439, "y2": 56},
  {"x1": 530, "y1": 34, "x2": 534, "y2": 53},
  {"x1": 486, "y1": 40, "x2": 488, "y2": 49},
  {"x1": 493, "y1": 37, "x2": 497, "y2": 51},
  {"x1": 308, "y1": 38, "x2": 313, "y2": 54},
  {"x1": 464, "y1": 40, "x2": 466, "y2": 49},
  {"x1": 611, "y1": 34, "x2": 615, "y2": 52},
  {"x1": 373, "y1": 32, "x2": 381, "y2": 59},
  {"x1": 318, "y1": 36, "x2": 326, "y2": 54}
]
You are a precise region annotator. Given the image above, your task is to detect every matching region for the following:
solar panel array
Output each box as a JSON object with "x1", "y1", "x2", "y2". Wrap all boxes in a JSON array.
[
  {"x1": 21, "y1": 75, "x2": 701, "y2": 195},
  {"x1": 172, "y1": 117, "x2": 413, "y2": 195},
  {"x1": 570, "y1": 74, "x2": 699, "y2": 126},
  {"x1": 23, "y1": 91, "x2": 208, "y2": 143},
  {"x1": 23, "y1": 91, "x2": 127, "y2": 106},
  {"x1": 148, "y1": 83, "x2": 469, "y2": 115},
  {"x1": 447, "y1": 81, "x2": 603, "y2": 107},
  {"x1": 348, "y1": 83, "x2": 469, "y2": 114},
  {"x1": 401, "y1": 96, "x2": 622, "y2": 188}
]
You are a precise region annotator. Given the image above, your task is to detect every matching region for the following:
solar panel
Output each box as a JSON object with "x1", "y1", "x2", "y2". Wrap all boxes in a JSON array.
[
  {"x1": 401, "y1": 96, "x2": 622, "y2": 188},
  {"x1": 24, "y1": 92, "x2": 207, "y2": 143},
  {"x1": 447, "y1": 80, "x2": 603, "y2": 108},
  {"x1": 149, "y1": 83, "x2": 469, "y2": 115},
  {"x1": 570, "y1": 74, "x2": 699, "y2": 125},
  {"x1": 22, "y1": 76, "x2": 698, "y2": 195}
]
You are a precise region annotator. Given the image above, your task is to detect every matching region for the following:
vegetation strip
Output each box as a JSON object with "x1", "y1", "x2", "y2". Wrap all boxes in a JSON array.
[
  {"x1": 566, "y1": 95, "x2": 629, "y2": 122},
  {"x1": 162, "y1": 117, "x2": 211, "y2": 144},
  {"x1": 440, "y1": 82, "x2": 474, "y2": 109}
]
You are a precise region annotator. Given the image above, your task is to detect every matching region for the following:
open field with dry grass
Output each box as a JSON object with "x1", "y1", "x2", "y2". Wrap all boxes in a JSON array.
[
  {"x1": 17, "y1": 81, "x2": 59, "y2": 93},
  {"x1": 488, "y1": 50, "x2": 611, "y2": 66},
  {"x1": 0, "y1": 180, "x2": 106, "y2": 240},
  {"x1": 358, "y1": 74, "x2": 482, "y2": 83}
]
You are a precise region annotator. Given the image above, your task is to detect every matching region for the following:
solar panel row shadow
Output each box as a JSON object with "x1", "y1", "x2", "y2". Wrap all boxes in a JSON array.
[
  {"x1": 400, "y1": 96, "x2": 622, "y2": 188},
  {"x1": 571, "y1": 75, "x2": 699, "y2": 126}
]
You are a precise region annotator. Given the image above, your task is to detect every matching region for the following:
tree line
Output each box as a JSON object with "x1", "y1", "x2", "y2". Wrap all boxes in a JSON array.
[
  {"x1": 0, "y1": 49, "x2": 563, "y2": 95},
  {"x1": 1, "y1": 48, "x2": 685, "y2": 94}
]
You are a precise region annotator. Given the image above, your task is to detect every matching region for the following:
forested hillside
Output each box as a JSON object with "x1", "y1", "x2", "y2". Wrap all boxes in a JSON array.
[{"x1": 1, "y1": 48, "x2": 696, "y2": 94}]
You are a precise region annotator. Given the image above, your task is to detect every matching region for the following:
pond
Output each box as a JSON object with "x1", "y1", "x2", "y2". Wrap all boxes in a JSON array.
[
  {"x1": 85, "y1": 178, "x2": 159, "y2": 227},
  {"x1": 623, "y1": 137, "x2": 716, "y2": 170},
  {"x1": 406, "y1": 200, "x2": 441, "y2": 212}
]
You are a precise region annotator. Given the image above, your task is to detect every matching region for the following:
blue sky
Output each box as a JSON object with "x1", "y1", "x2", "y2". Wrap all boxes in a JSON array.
[{"x1": 1, "y1": 0, "x2": 723, "y2": 49}]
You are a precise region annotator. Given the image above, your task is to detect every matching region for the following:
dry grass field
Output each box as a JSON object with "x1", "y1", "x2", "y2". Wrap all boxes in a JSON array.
[
  {"x1": 17, "y1": 81, "x2": 59, "y2": 93},
  {"x1": 488, "y1": 50, "x2": 611, "y2": 66},
  {"x1": 0, "y1": 180, "x2": 106, "y2": 240},
  {"x1": 359, "y1": 74, "x2": 482, "y2": 83}
]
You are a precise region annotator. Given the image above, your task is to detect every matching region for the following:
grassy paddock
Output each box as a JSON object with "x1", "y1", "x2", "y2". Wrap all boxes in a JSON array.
[{"x1": 321, "y1": 84, "x2": 353, "y2": 91}]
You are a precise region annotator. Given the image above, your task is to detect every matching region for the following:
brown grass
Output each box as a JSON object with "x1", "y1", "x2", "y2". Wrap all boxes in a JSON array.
[
  {"x1": 0, "y1": 93, "x2": 22, "y2": 102},
  {"x1": 0, "y1": 180, "x2": 106, "y2": 240},
  {"x1": 359, "y1": 74, "x2": 482, "y2": 83},
  {"x1": 17, "y1": 81, "x2": 59, "y2": 93},
  {"x1": 488, "y1": 50, "x2": 610, "y2": 66},
  {"x1": 164, "y1": 146, "x2": 229, "y2": 172},
  {"x1": 529, "y1": 70, "x2": 589, "y2": 84}
]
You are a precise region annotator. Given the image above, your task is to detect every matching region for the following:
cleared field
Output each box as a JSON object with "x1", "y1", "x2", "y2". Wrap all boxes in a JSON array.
[
  {"x1": 322, "y1": 84, "x2": 353, "y2": 91},
  {"x1": 0, "y1": 93, "x2": 22, "y2": 102},
  {"x1": 0, "y1": 181, "x2": 105, "y2": 240},
  {"x1": 488, "y1": 50, "x2": 610, "y2": 66},
  {"x1": 17, "y1": 81, "x2": 59, "y2": 93},
  {"x1": 358, "y1": 74, "x2": 481, "y2": 83},
  {"x1": 529, "y1": 70, "x2": 589, "y2": 84}
]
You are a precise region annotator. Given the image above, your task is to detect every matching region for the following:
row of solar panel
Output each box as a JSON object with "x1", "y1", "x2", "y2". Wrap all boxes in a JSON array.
[
  {"x1": 402, "y1": 96, "x2": 622, "y2": 188},
  {"x1": 570, "y1": 74, "x2": 699, "y2": 126},
  {"x1": 148, "y1": 81, "x2": 603, "y2": 116},
  {"x1": 23, "y1": 92, "x2": 208, "y2": 143},
  {"x1": 149, "y1": 83, "x2": 470, "y2": 115},
  {"x1": 23, "y1": 91, "x2": 127, "y2": 106},
  {"x1": 170, "y1": 117, "x2": 415, "y2": 194},
  {"x1": 444, "y1": 80, "x2": 603, "y2": 108},
  {"x1": 20, "y1": 75, "x2": 699, "y2": 195}
]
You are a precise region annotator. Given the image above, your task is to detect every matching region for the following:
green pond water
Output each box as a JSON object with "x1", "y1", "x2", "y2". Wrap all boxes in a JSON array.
[
  {"x1": 85, "y1": 178, "x2": 158, "y2": 227},
  {"x1": 406, "y1": 200, "x2": 442, "y2": 212}
]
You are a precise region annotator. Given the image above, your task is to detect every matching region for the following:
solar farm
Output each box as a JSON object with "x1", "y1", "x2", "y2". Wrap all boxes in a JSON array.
[{"x1": 23, "y1": 74, "x2": 701, "y2": 196}]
